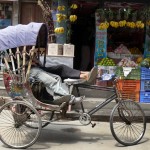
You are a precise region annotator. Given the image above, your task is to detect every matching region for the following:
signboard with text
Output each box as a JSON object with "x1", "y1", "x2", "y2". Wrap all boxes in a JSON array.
[
  {"x1": 144, "y1": 26, "x2": 150, "y2": 58},
  {"x1": 94, "y1": 14, "x2": 107, "y2": 66}
]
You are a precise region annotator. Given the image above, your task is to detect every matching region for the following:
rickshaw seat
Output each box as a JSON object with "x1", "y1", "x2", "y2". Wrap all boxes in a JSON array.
[{"x1": 2, "y1": 46, "x2": 69, "y2": 112}]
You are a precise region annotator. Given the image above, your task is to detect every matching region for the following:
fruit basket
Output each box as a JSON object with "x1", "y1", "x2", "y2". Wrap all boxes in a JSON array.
[
  {"x1": 115, "y1": 67, "x2": 140, "y2": 80},
  {"x1": 116, "y1": 79, "x2": 140, "y2": 102},
  {"x1": 97, "y1": 57, "x2": 116, "y2": 66}
]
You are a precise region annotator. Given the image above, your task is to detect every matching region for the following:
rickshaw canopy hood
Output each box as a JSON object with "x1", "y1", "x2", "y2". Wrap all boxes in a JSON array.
[{"x1": 0, "y1": 22, "x2": 48, "y2": 51}]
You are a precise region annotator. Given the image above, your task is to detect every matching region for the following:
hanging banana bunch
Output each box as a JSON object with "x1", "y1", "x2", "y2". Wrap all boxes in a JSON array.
[
  {"x1": 56, "y1": 13, "x2": 67, "y2": 22},
  {"x1": 118, "y1": 20, "x2": 126, "y2": 27},
  {"x1": 69, "y1": 15, "x2": 77, "y2": 22},
  {"x1": 54, "y1": 27, "x2": 65, "y2": 34},
  {"x1": 70, "y1": 4, "x2": 78, "y2": 9},
  {"x1": 98, "y1": 21, "x2": 109, "y2": 30},
  {"x1": 57, "y1": 5, "x2": 65, "y2": 11},
  {"x1": 110, "y1": 21, "x2": 119, "y2": 28},
  {"x1": 126, "y1": 21, "x2": 136, "y2": 28},
  {"x1": 136, "y1": 21, "x2": 145, "y2": 28},
  {"x1": 69, "y1": 4, "x2": 78, "y2": 22}
]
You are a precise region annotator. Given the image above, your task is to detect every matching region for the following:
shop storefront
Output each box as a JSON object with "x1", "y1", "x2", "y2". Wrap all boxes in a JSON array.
[
  {"x1": 48, "y1": 0, "x2": 150, "y2": 103},
  {"x1": 94, "y1": 2, "x2": 150, "y2": 103}
]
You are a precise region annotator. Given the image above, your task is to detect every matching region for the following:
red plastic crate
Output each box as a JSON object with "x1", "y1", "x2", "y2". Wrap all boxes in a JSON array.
[{"x1": 116, "y1": 79, "x2": 140, "y2": 102}]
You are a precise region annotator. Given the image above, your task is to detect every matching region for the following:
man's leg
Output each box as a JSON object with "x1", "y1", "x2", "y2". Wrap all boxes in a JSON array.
[
  {"x1": 30, "y1": 67, "x2": 70, "y2": 96},
  {"x1": 43, "y1": 64, "x2": 81, "y2": 80},
  {"x1": 30, "y1": 67, "x2": 85, "y2": 105},
  {"x1": 43, "y1": 65, "x2": 97, "y2": 83}
]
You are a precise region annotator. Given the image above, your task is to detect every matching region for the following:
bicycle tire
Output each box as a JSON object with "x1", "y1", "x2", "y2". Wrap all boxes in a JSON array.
[
  {"x1": 110, "y1": 100, "x2": 146, "y2": 146},
  {"x1": 0, "y1": 101, "x2": 42, "y2": 149}
]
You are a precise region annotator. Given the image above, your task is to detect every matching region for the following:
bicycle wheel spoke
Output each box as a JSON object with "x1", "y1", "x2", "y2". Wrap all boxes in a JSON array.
[
  {"x1": 0, "y1": 101, "x2": 41, "y2": 149},
  {"x1": 0, "y1": 110, "x2": 14, "y2": 124},
  {"x1": 110, "y1": 100, "x2": 146, "y2": 146}
]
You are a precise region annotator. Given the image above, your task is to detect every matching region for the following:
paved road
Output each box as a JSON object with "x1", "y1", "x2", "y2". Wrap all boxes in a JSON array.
[{"x1": 0, "y1": 120, "x2": 150, "y2": 150}]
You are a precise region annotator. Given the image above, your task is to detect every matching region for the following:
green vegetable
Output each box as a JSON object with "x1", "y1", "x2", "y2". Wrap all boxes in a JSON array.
[{"x1": 140, "y1": 59, "x2": 150, "y2": 68}]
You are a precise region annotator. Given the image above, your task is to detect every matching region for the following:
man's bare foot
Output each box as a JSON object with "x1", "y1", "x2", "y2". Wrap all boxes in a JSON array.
[
  {"x1": 86, "y1": 67, "x2": 98, "y2": 84},
  {"x1": 80, "y1": 67, "x2": 98, "y2": 82}
]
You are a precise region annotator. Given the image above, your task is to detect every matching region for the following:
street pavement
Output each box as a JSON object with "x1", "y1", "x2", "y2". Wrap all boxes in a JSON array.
[{"x1": 0, "y1": 120, "x2": 150, "y2": 150}]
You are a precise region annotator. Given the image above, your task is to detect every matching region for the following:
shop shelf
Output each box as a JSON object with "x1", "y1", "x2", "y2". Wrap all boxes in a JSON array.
[
  {"x1": 107, "y1": 52, "x2": 141, "y2": 59},
  {"x1": 140, "y1": 91, "x2": 150, "y2": 103},
  {"x1": 141, "y1": 67, "x2": 150, "y2": 79},
  {"x1": 140, "y1": 80, "x2": 150, "y2": 91},
  {"x1": 116, "y1": 67, "x2": 140, "y2": 80},
  {"x1": 116, "y1": 79, "x2": 140, "y2": 102}
]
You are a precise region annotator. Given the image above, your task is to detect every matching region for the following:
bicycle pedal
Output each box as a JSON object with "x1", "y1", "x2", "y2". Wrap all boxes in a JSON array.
[{"x1": 91, "y1": 122, "x2": 96, "y2": 128}]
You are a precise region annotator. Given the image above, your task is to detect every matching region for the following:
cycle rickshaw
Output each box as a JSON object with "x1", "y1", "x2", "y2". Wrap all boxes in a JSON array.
[{"x1": 0, "y1": 22, "x2": 146, "y2": 149}]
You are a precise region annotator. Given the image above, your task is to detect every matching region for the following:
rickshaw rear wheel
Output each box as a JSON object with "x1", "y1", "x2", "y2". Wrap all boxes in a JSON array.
[
  {"x1": 0, "y1": 100, "x2": 42, "y2": 149},
  {"x1": 110, "y1": 100, "x2": 146, "y2": 146}
]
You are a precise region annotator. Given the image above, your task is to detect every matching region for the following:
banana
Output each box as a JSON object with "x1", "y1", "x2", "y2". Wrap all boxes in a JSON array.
[
  {"x1": 57, "y1": 5, "x2": 65, "y2": 11},
  {"x1": 71, "y1": 4, "x2": 78, "y2": 9},
  {"x1": 69, "y1": 15, "x2": 77, "y2": 22},
  {"x1": 54, "y1": 27, "x2": 65, "y2": 34},
  {"x1": 98, "y1": 22, "x2": 109, "y2": 30}
]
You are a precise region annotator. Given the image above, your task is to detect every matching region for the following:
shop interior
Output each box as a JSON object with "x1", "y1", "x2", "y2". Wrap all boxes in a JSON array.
[
  {"x1": 70, "y1": 1, "x2": 146, "y2": 70},
  {"x1": 108, "y1": 28, "x2": 145, "y2": 51},
  {"x1": 106, "y1": 3, "x2": 146, "y2": 62},
  {"x1": 107, "y1": 25, "x2": 145, "y2": 59}
]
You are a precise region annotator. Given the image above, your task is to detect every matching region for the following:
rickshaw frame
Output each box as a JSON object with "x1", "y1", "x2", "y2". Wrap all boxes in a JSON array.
[{"x1": 0, "y1": 22, "x2": 146, "y2": 149}]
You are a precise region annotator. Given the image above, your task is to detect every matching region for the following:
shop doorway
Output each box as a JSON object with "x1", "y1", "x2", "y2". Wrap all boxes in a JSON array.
[
  {"x1": 70, "y1": 2, "x2": 99, "y2": 71},
  {"x1": 20, "y1": 2, "x2": 43, "y2": 24}
]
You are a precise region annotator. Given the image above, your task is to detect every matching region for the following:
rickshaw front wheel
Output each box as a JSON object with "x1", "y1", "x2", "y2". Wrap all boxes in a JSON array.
[
  {"x1": 0, "y1": 100, "x2": 42, "y2": 149},
  {"x1": 110, "y1": 100, "x2": 146, "y2": 146}
]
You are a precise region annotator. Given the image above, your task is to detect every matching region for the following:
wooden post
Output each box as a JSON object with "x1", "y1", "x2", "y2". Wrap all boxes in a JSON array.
[
  {"x1": 25, "y1": 46, "x2": 36, "y2": 82},
  {"x1": 9, "y1": 49, "x2": 16, "y2": 74}
]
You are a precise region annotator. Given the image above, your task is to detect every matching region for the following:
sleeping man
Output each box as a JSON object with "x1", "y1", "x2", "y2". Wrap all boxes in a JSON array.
[{"x1": 29, "y1": 56, "x2": 97, "y2": 105}]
